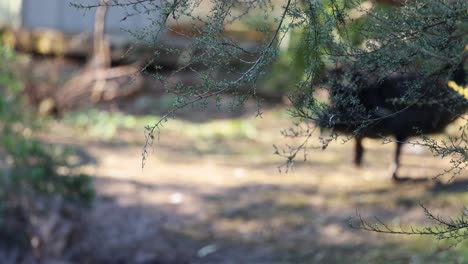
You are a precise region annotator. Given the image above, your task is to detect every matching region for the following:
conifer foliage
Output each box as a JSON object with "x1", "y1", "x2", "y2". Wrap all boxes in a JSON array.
[{"x1": 73, "y1": 0, "x2": 468, "y2": 242}]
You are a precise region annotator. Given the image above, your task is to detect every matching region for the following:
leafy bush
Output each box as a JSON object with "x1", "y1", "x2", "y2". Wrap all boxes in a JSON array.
[{"x1": 0, "y1": 44, "x2": 94, "y2": 257}]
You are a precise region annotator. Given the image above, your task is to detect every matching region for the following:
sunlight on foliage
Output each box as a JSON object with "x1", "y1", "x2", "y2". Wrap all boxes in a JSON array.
[{"x1": 448, "y1": 80, "x2": 468, "y2": 100}]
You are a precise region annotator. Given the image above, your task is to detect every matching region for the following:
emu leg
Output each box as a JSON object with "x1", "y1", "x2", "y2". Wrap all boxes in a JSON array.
[
  {"x1": 354, "y1": 136, "x2": 364, "y2": 166},
  {"x1": 390, "y1": 136, "x2": 405, "y2": 181}
]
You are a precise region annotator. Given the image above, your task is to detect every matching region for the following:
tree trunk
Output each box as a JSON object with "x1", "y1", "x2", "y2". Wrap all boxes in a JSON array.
[{"x1": 90, "y1": 0, "x2": 111, "y2": 102}]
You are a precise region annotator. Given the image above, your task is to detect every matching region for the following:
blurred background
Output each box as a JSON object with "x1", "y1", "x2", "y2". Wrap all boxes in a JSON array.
[{"x1": 0, "y1": 0, "x2": 467, "y2": 263}]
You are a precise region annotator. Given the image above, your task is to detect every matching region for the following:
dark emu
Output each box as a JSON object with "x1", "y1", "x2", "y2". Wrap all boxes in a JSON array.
[{"x1": 317, "y1": 63, "x2": 467, "y2": 181}]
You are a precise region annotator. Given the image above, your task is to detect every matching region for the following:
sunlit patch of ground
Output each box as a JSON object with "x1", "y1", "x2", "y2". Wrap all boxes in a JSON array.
[{"x1": 38, "y1": 107, "x2": 468, "y2": 263}]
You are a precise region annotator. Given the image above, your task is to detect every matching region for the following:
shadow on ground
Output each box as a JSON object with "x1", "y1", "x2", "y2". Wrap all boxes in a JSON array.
[{"x1": 66, "y1": 174, "x2": 468, "y2": 264}]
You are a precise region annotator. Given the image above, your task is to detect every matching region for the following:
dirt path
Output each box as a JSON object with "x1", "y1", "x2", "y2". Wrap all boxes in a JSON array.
[{"x1": 44, "y1": 109, "x2": 468, "y2": 264}]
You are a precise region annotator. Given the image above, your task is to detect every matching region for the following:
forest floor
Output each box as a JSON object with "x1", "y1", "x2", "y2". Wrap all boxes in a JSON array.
[{"x1": 38, "y1": 101, "x2": 468, "y2": 264}]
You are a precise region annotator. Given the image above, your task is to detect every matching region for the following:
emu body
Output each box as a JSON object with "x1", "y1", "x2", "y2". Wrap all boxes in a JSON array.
[{"x1": 319, "y1": 66, "x2": 467, "y2": 181}]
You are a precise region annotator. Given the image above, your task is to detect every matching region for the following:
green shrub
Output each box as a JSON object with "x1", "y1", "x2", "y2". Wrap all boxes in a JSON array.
[{"x1": 0, "y1": 44, "x2": 95, "y2": 254}]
